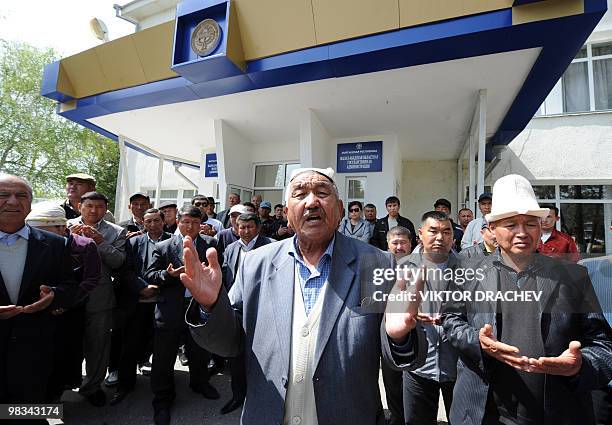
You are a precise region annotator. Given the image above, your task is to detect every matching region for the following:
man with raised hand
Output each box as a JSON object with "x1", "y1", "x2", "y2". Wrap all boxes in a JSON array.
[
  {"x1": 442, "y1": 174, "x2": 612, "y2": 425},
  {"x1": 382, "y1": 225, "x2": 414, "y2": 425},
  {"x1": 181, "y1": 167, "x2": 425, "y2": 425}
]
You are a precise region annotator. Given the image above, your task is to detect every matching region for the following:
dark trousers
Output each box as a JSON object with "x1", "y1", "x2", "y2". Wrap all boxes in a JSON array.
[
  {"x1": 151, "y1": 300, "x2": 211, "y2": 409},
  {"x1": 1, "y1": 323, "x2": 55, "y2": 414},
  {"x1": 46, "y1": 306, "x2": 86, "y2": 400},
  {"x1": 381, "y1": 360, "x2": 404, "y2": 425},
  {"x1": 593, "y1": 385, "x2": 612, "y2": 425},
  {"x1": 117, "y1": 302, "x2": 155, "y2": 392},
  {"x1": 108, "y1": 320, "x2": 123, "y2": 373},
  {"x1": 229, "y1": 351, "x2": 246, "y2": 402},
  {"x1": 403, "y1": 372, "x2": 454, "y2": 425}
]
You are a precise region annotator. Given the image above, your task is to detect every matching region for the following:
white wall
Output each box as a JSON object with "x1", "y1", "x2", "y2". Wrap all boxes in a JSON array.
[
  {"x1": 251, "y1": 141, "x2": 299, "y2": 163},
  {"x1": 401, "y1": 160, "x2": 458, "y2": 224},
  {"x1": 299, "y1": 109, "x2": 331, "y2": 168},
  {"x1": 490, "y1": 112, "x2": 612, "y2": 182},
  {"x1": 215, "y1": 120, "x2": 254, "y2": 208}
]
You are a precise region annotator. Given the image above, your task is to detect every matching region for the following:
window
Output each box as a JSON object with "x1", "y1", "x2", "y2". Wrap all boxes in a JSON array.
[
  {"x1": 558, "y1": 43, "x2": 612, "y2": 113},
  {"x1": 144, "y1": 188, "x2": 196, "y2": 209},
  {"x1": 560, "y1": 185, "x2": 612, "y2": 200},
  {"x1": 254, "y1": 165, "x2": 284, "y2": 188},
  {"x1": 347, "y1": 177, "x2": 366, "y2": 200},
  {"x1": 528, "y1": 183, "x2": 612, "y2": 255},
  {"x1": 562, "y1": 62, "x2": 590, "y2": 112},
  {"x1": 254, "y1": 190, "x2": 283, "y2": 206},
  {"x1": 560, "y1": 203, "x2": 607, "y2": 254},
  {"x1": 593, "y1": 42, "x2": 612, "y2": 110},
  {"x1": 228, "y1": 186, "x2": 251, "y2": 206},
  {"x1": 532, "y1": 185, "x2": 555, "y2": 200},
  {"x1": 252, "y1": 162, "x2": 300, "y2": 206}
]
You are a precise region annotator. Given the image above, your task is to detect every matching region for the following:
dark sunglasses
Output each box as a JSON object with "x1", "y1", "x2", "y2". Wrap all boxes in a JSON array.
[
  {"x1": 194, "y1": 201, "x2": 209, "y2": 207},
  {"x1": 349, "y1": 208, "x2": 361, "y2": 213}
]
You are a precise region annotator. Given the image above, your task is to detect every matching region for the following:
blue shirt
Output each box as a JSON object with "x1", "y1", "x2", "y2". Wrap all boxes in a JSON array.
[
  {"x1": 288, "y1": 235, "x2": 334, "y2": 316},
  {"x1": 0, "y1": 225, "x2": 30, "y2": 246},
  {"x1": 579, "y1": 255, "x2": 612, "y2": 326}
]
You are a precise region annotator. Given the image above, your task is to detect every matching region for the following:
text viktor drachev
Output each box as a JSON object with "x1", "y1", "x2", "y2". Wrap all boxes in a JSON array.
[{"x1": 370, "y1": 265, "x2": 544, "y2": 303}]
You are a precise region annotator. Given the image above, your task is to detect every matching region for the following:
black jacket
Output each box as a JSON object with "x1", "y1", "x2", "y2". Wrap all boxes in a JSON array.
[
  {"x1": 118, "y1": 232, "x2": 172, "y2": 307},
  {"x1": 145, "y1": 234, "x2": 217, "y2": 330},
  {"x1": 217, "y1": 209, "x2": 231, "y2": 229},
  {"x1": 0, "y1": 227, "x2": 77, "y2": 402},
  {"x1": 118, "y1": 217, "x2": 143, "y2": 233},
  {"x1": 370, "y1": 214, "x2": 417, "y2": 251}
]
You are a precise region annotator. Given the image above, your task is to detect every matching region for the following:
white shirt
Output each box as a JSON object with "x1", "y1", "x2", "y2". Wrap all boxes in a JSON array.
[
  {"x1": 203, "y1": 217, "x2": 223, "y2": 234},
  {"x1": 238, "y1": 235, "x2": 259, "y2": 252},
  {"x1": 0, "y1": 226, "x2": 30, "y2": 304},
  {"x1": 388, "y1": 216, "x2": 398, "y2": 229}
]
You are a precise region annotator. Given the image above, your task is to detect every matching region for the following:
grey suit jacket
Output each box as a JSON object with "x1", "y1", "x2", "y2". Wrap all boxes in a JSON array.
[
  {"x1": 67, "y1": 218, "x2": 127, "y2": 312},
  {"x1": 221, "y1": 235, "x2": 272, "y2": 291},
  {"x1": 187, "y1": 231, "x2": 425, "y2": 425},
  {"x1": 442, "y1": 254, "x2": 612, "y2": 425}
]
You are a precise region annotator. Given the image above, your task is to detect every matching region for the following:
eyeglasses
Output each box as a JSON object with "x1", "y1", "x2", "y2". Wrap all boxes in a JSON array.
[
  {"x1": 349, "y1": 208, "x2": 361, "y2": 213},
  {"x1": 194, "y1": 202, "x2": 208, "y2": 207}
]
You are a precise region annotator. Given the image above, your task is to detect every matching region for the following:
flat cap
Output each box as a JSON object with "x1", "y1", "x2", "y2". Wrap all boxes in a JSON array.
[
  {"x1": 129, "y1": 192, "x2": 150, "y2": 202},
  {"x1": 158, "y1": 200, "x2": 177, "y2": 209},
  {"x1": 66, "y1": 173, "x2": 96, "y2": 184}
]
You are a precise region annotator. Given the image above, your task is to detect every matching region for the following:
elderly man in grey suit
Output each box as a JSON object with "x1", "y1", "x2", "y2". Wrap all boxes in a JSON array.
[
  {"x1": 181, "y1": 167, "x2": 426, "y2": 425},
  {"x1": 68, "y1": 191, "x2": 126, "y2": 407}
]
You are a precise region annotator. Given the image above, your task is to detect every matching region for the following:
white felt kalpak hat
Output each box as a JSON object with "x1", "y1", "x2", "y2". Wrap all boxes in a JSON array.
[
  {"x1": 289, "y1": 167, "x2": 335, "y2": 184},
  {"x1": 26, "y1": 201, "x2": 67, "y2": 227},
  {"x1": 485, "y1": 174, "x2": 550, "y2": 223}
]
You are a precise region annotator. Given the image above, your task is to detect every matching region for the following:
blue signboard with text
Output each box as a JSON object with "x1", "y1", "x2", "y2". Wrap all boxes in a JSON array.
[
  {"x1": 204, "y1": 153, "x2": 218, "y2": 177},
  {"x1": 336, "y1": 141, "x2": 383, "y2": 173}
]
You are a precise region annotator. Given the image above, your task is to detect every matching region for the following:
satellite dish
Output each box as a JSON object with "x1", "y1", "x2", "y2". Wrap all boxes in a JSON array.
[{"x1": 90, "y1": 18, "x2": 109, "y2": 42}]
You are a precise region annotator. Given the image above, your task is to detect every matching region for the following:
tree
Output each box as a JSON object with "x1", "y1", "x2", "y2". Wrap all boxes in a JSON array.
[{"x1": 0, "y1": 41, "x2": 119, "y2": 210}]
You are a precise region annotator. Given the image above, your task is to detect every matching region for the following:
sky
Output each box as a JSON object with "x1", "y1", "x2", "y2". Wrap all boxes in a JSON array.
[{"x1": 0, "y1": 0, "x2": 135, "y2": 56}]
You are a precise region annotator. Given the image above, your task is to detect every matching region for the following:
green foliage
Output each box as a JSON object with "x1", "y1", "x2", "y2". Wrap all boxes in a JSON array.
[{"x1": 0, "y1": 41, "x2": 119, "y2": 210}]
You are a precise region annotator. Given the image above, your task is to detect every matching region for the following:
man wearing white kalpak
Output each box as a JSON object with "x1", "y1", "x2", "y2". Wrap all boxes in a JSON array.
[
  {"x1": 181, "y1": 167, "x2": 426, "y2": 425},
  {"x1": 441, "y1": 174, "x2": 612, "y2": 425}
]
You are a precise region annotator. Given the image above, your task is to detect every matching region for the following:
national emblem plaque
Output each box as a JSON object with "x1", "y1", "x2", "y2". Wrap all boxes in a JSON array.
[{"x1": 191, "y1": 19, "x2": 222, "y2": 57}]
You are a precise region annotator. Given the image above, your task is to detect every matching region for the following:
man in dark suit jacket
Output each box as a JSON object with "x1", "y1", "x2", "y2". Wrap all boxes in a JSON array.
[
  {"x1": 111, "y1": 208, "x2": 172, "y2": 405},
  {"x1": 370, "y1": 196, "x2": 417, "y2": 251},
  {"x1": 145, "y1": 206, "x2": 219, "y2": 425},
  {"x1": 442, "y1": 175, "x2": 612, "y2": 425},
  {"x1": 0, "y1": 174, "x2": 76, "y2": 415},
  {"x1": 219, "y1": 213, "x2": 272, "y2": 414},
  {"x1": 117, "y1": 192, "x2": 151, "y2": 236}
]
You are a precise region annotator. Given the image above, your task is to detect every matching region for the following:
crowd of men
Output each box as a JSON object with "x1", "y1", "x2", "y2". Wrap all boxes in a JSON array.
[{"x1": 0, "y1": 168, "x2": 611, "y2": 425}]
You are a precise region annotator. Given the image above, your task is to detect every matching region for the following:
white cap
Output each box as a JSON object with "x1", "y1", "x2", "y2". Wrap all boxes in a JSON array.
[
  {"x1": 25, "y1": 201, "x2": 67, "y2": 227},
  {"x1": 289, "y1": 167, "x2": 335, "y2": 183},
  {"x1": 485, "y1": 174, "x2": 550, "y2": 223},
  {"x1": 229, "y1": 204, "x2": 249, "y2": 215}
]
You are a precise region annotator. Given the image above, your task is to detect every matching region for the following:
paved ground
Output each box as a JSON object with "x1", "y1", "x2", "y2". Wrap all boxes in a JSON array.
[{"x1": 48, "y1": 360, "x2": 448, "y2": 424}]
